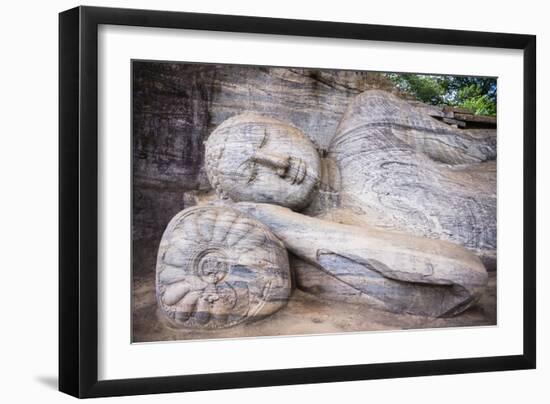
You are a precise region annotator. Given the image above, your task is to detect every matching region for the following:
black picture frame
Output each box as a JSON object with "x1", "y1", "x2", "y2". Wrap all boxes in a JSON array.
[{"x1": 59, "y1": 5, "x2": 536, "y2": 398}]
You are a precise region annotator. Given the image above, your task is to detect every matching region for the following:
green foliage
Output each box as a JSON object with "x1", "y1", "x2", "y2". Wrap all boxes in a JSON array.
[
  {"x1": 385, "y1": 73, "x2": 497, "y2": 116},
  {"x1": 386, "y1": 74, "x2": 447, "y2": 105},
  {"x1": 455, "y1": 84, "x2": 497, "y2": 115}
]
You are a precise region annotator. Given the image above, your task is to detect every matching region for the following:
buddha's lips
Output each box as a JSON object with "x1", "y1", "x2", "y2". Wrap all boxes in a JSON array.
[{"x1": 288, "y1": 158, "x2": 307, "y2": 185}]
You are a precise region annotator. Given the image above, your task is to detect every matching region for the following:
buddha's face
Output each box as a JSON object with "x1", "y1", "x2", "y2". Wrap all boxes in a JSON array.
[{"x1": 205, "y1": 114, "x2": 321, "y2": 210}]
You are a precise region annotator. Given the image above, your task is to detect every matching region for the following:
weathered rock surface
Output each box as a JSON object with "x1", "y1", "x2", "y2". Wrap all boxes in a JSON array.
[
  {"x1": 234, "y1": 203, "x2": 488, "y2": 317},
  {"x1": 156, "y1": 205, "x2": 291, "y2": 328},
  {"x1": 328, "y1": 90, "x2": 496, "y2": 269}
]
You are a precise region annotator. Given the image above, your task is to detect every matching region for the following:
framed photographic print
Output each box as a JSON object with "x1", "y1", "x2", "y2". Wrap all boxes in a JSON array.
[{"x1": 59, "y1": 5, "x2": 536, "y2": 398}]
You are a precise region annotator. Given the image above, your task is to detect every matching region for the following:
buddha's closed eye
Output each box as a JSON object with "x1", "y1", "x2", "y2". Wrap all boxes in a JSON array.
[
  {"x1": 249, "y1": 151, "x2": 307, "y2": 185},
  {"x1": 251, "y1": 150, "x2": 289, "y2": 176}
]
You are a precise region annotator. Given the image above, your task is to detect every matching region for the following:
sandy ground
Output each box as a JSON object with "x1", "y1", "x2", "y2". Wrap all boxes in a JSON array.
[{"x1": 132, "y1": 272, "x2": 496, "y2": 343}]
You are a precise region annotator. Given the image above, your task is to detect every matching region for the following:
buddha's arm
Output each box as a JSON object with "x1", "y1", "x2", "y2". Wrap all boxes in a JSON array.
[{"x1": 235, "y1": 202, "x2": 488, "y2": 317}]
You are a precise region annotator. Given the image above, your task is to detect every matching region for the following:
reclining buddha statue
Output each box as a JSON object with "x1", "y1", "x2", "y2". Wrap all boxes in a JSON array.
[{"x1": 156, "y1": 89, "x2": 495, "y2": 328}]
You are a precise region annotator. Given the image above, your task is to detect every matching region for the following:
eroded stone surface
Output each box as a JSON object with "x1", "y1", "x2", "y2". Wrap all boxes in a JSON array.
[{"x1": 156, "y1": 205, "x2": 291, "y2": 328}]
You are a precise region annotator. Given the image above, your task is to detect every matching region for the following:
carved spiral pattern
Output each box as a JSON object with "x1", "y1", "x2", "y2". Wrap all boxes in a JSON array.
[{"x1": 156, "y1": 206, "x2": 291, "y2": 329}]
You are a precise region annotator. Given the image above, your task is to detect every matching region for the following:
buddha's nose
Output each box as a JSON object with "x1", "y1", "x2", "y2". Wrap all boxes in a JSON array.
[{"x1": 251, "y1": 150, "x2": 290, "y2": 177}]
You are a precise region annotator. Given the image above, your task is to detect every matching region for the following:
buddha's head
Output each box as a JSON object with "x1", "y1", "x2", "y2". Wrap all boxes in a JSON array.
[{"x1": 205, "y1": 113, "x2": 321, "y2": 210}]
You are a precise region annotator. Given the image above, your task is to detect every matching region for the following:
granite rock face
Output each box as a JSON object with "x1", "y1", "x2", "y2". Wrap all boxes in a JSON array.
[{"x1": 156, "y1": 205, "x2": 291, "y2": 329}]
